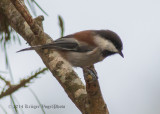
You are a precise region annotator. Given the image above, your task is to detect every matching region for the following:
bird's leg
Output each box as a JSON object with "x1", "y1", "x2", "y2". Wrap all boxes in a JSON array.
[
  {"x1": 86, "y1": 67, "x2": 98, "y2": 80},
  {"x1": 82, "y1": 66, "x2": 98, "y2": 82}
]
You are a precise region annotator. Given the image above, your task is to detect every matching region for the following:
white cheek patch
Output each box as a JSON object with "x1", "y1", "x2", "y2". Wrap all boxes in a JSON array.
[
  {"x1": 94, "y1": 35, "x2": 118, "y2": 52},
  {"x1": 105, "y1": 40, "x2": 118, "y2": 52}
]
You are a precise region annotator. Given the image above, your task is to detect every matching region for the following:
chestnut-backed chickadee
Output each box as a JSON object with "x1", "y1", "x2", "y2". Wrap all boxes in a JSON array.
[{"x1": 17, "y1": 30, "x2": 124, "y2": 67}]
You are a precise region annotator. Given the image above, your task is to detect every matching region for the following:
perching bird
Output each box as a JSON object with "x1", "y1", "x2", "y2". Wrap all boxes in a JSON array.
[{"x1": 17, "y1": 30, "x2": 123, "y2": 68}]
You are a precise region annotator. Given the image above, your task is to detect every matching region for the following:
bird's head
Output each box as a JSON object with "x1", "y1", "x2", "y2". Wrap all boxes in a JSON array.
[{"x1": 94, "y1": 30, "x2": 124, "y2": 58}]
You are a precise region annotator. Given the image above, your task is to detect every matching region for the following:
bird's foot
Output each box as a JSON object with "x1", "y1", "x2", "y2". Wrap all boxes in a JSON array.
[{"x1": 84, "y1": 67, "x2": 98, "y2": 82}]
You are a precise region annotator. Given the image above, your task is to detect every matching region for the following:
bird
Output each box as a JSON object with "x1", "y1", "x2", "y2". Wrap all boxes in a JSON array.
[{"x1": 17, "y1": 30, "x2": 124, "y2": 68}]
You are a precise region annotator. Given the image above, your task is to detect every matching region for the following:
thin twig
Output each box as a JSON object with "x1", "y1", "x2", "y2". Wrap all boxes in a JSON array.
[
  {"x1": 0, "y1": 68, "x2": 48, "y2": 99},
  {"x1": 0, "y1": 75, "x2": 11, "y2": 86}
]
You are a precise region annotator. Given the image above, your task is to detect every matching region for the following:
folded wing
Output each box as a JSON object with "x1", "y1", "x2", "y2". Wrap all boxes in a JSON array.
[{"x1": 17, "y1": 38, "x2": 94, "y2": 53}]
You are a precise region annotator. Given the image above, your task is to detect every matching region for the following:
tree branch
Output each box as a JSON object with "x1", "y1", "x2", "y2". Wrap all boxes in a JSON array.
[
  {"x1": 0, "y1": 0, "x2": 88, "y2": 113},
  {"x1": 0, "y1": 68, "x2": 48, "y2": 99},
  {"x1": 10, "y1": 0, "x2": 43, "y2": 35},
  {"x1": 0, "y1": 0, "x2": 109, "y2": 113},
  {"x1": 83, "y1": 65, "x2": 109, "y2": 114}
]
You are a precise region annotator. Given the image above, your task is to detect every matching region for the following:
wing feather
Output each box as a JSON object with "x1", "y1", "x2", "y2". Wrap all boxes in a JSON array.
[{"x1": 17, "y1": 38, "x2": 94, "y2": 52}]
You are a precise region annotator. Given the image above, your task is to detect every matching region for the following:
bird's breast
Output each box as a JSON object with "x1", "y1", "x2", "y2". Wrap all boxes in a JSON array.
[{"x1": 58, "y1": 48, "x2": 104, "y2": 67}]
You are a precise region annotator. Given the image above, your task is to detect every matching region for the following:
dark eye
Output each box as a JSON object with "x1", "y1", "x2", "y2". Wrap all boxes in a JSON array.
[{"x1": 102, "y1": 50, "x2": 115, "y2": 57}]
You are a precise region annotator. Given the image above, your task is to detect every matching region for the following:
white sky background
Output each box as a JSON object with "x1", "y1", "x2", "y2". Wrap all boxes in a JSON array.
[{"x1": 0, "y1": 0, "x2": 160, "y2": 114}]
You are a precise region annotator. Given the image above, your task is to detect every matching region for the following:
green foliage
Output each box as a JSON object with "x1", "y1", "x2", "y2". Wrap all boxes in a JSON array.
[
  {"x1": 0, "y1": 0, "x2": 48, "y2": 51},
  {"x1": 29, "y1": 88, "x2": 46, "y2": 114},
  {"x1": 31, "y1": 0, "x2": 48, "y2": 16},
  {"x1": 58, "y1": 15, "x2": 65, "y2": 37},
  {"x1": 0, "y1": 68, "x2": 48, "y2": 113},
  {"x1": 27, "y1": 0, "x2": 37, "y2": 16},
  {"x1": 10, "y1": 95, "x2": 19, "y2": 114}
]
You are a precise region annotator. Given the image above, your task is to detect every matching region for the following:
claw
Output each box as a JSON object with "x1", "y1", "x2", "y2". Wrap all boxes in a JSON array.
[{"x1": 86, "y1": 68, "x2": 98, "y2": 81}]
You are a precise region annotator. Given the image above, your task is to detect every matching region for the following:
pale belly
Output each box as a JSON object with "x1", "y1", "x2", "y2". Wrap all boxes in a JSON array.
[{"x1": 61, "y1": 48, "x2": 105, "y2": 67}]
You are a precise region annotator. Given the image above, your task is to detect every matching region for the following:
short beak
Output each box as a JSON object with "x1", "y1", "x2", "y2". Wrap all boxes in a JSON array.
[{"x1": 118, "y1": 51, "x2": 124, "y2": 58}]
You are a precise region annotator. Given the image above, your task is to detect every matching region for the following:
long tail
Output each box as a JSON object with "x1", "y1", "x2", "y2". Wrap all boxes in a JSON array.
[{"x1": 16, "y1": 45, "x2": 43, "y2": 52}]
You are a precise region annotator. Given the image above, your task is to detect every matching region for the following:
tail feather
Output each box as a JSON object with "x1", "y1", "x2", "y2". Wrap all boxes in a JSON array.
[
  {"x1": 16, "y1": 41, "x2": 77, "y2": 53},
  {"x1": 16, "y1": 45, "x2": 43, "y2": 53}
]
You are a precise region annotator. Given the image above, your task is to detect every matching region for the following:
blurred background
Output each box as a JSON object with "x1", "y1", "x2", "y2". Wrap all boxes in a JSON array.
[{"x1": 0, "y1": 0, "x2": 160, "y2": 114}]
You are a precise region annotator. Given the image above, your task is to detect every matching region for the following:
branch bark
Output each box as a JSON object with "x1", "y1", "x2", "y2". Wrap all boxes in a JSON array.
[
  {"x1": 83, "y1": 65, "x2": 109, "y2": 114},
  {"x1": 0, "y1": 0, "x2": 109, "y2": 113},
  {"x1": 0, "y1": 0, "x2": 87, "y2": 112}
]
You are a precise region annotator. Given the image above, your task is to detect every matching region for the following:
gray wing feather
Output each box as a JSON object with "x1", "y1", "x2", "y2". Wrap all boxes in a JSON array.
[{"x1": 17, "y1": 38, "x2": 94, "y2": 52}]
